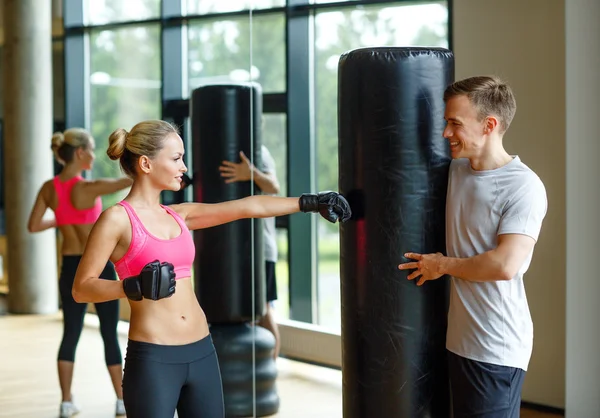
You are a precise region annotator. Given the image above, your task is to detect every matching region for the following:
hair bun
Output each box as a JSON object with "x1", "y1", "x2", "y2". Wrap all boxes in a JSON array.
[
  {"x1": 107, "y1": 128, "x2": 128, "y2": 160},
  {"x1": 51, "y1": 132, "x2": 64, "y2": 149},
  {"x1": 51, "y1": 132, "x2": 66, "y2": 164}
]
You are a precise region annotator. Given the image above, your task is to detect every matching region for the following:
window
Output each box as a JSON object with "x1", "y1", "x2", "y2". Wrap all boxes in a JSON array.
[
  {"x1": 89, "y1": 25, "x2": 162, "y2": 208},
  {"x1": 188, "y1": 13, "x2": 285, "y2": 95},
  {"x1": 84, "y1": 0, "x2": 161, "y2": 25},
  {"x1": 188, "y1": 16, "x2": 253, "y2": 93},
  {"x1": 187, "y1": 0, "x2": 284, "y2": 15},
  {"x1": 313, "y1": 2, "x2": 449, "y2": 332},
  {"x1": 65, "y1": 0, "x2": 449, "y2": 343}
]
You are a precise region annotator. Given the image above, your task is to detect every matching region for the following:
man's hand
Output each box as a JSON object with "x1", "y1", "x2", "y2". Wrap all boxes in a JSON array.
[
  {"x1": 398, "y1": 252, "x2": 445, "y2": 286},
  {"x1": 219, "y1": 151, "x2": 253, "y2": 183}
]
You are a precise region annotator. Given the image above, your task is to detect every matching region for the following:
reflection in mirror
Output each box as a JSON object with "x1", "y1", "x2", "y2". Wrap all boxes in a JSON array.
[{"x1": 247, "y1": 4, "x2": 289, "y2": 418}]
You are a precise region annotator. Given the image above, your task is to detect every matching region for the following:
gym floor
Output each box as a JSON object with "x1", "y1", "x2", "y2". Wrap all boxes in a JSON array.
[{"x1": 0, "y1": 310, "x2": 562, "y2": 418}]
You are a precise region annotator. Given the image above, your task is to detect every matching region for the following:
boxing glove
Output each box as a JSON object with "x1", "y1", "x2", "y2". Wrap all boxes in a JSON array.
[
  {"x1": 180, "y1": 173, "x2": 193, "y2": 190},
  {"x1": 299, "y1": 191, "x2": 352, "y2": 223},
  {"x1": 123, "y1": 260, "x2": 176, "y2": 301}
]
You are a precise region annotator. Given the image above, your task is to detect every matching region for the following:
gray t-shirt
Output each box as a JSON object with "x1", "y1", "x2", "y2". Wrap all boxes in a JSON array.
[
  {"x1": 260, "y1": 145, "x2": 278, "y2": 262},
  {"x1": 445, "y1": 156, "x2": 547, "y2": 371}
]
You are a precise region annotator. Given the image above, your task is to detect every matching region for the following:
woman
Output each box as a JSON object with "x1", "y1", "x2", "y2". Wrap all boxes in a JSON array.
[
  {"x1": 27, "y1": 128, "x2": 132, "y2": 418},
  {"x1": 72, "y1": 120, "x2": 351, "y2": 418}
]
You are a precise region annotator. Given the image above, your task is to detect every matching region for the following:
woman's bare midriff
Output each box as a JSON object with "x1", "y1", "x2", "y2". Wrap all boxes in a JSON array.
[{"x1": 127, "y1": 277, "x2": 210, "y2": 345}]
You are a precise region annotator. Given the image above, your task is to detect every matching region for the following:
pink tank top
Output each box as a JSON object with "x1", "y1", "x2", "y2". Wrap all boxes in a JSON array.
[
  {"x1": 53, "y1": 175, "x2": 102, "y2": 226},
  {"x1": 114, "y1": 201, "x2": 195, "y2": 280}
]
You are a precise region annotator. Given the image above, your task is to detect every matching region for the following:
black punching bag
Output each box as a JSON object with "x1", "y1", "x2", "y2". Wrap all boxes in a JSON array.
[
  {"x1": 191, "y1": 82, "x2": 265, "y2": 324},
  {"x1": 338, "y1": 47, "x2": 454, "y2": 418}
]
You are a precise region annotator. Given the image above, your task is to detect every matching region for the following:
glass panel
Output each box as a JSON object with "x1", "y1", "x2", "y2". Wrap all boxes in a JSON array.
[
  {"x1": 89, "y1": 24, "x2": 161, "y2": 208},
  {"x1": 187, "y1": 0, "x2": 285, "y2": 15},
  {"x1": 314, "y1": 2, "x2": 449, "y2": 332},
  {"x1": 0, "y1": 46, "x2": 4, "y2": 292},
  {"x1": 84, "y1": 0, "x2": 161, "y2": 26},
  {"x1": 187, "y1": 13, "x2": 285, "y2": 94},
  {"x1": 184, "y1": 7, "x2": 259, "y2": 416}
]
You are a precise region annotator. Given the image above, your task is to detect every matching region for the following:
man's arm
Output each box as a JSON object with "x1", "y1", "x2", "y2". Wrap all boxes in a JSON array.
[
  {"x1": 250, "y1": 169, "x2": 280, "y2": 195},
  {"x1": 441, "y1": 233, "x2": 536, "y2": 282},
  {"x1": 219, "y1": 150, "x2": 280, "y2": 194},
  {"x1": 400, "y1": 172, "x2": 547, "y2": 286},
  {"x1": 399, "y1": 233, "x2": 536, "y2": 286}
]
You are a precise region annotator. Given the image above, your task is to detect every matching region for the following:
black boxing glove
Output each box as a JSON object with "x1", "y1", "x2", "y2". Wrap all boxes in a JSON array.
[
  {"x1": 122, "y1": 260, "x2": 176, "y2": 301},
  {"x1": 180, "y1": 173, "x2": 193, "y2": 190},
  {"x1": 299, "y1": 191, "x2": 352, "y2": 223}
]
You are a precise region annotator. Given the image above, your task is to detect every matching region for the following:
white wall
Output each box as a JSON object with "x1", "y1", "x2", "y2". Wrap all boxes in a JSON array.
[
  {"x1": 452, "y1": 0, "x2": 566, "y2": 408},
  {"x1": 565, "y1": 0, "x2": 600, "y2": 416}
]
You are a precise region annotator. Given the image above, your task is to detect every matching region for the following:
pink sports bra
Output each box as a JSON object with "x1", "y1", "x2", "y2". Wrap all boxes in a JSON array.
[
  {"x1": 53, "y1": 175, "x2": 102, "y2": 226},
  {"x1": 114, "y1": 201, "x2": 195, "y2": 280}
]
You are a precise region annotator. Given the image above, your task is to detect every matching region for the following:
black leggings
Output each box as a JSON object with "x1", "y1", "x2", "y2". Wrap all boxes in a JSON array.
[
  {"x1": 57, "y1": 255, "x2": 122, "y2": 366},
  {"x1": 122, "y1": 335, "x2": 224, "y2": 418}
]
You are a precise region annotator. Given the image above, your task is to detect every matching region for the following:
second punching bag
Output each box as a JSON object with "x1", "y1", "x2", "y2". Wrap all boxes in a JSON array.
[
  {"x1": 339, "y1": 47, "x2": 454, "y2": 417},
  {"x1": 191, "y1": 82, "x2": 265, "y2": 324}
]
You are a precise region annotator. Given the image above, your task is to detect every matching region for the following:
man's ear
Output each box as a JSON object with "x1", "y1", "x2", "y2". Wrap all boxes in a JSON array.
[
  {"x1": 484, "y1": 116, "x2": 499, "y2": 134},
  {"x1": 138, "y1": 156, "x2": 152, "y2": 174}
]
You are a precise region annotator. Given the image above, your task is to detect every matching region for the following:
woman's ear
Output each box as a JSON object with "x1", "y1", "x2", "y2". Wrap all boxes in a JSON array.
[{"x1": 138, "y1": 155, "x2": 152, "y2": 174}]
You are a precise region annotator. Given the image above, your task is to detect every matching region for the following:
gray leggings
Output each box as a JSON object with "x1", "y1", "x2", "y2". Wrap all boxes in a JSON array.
[{"x1": 122, "y1": 335, "x2": 224, "y2": 418}]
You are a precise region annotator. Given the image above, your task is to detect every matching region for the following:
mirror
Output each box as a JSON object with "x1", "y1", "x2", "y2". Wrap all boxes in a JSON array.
[
  {"x1": 185, "y1": 2, "x2": 265, "y2": 418},
  {"x1": 0, "y1": 0, "x2": 452, "y2": 416}
]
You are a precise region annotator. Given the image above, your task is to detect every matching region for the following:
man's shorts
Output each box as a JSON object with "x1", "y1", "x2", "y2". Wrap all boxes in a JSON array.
[{"x1": 448, "y1": 350, "x2": 525, "y2": 418}]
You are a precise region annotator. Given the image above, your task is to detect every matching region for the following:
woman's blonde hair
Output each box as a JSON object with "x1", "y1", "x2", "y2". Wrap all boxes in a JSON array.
[
  {"x1": 51, "y1": 128, "x2": 93, "y2": 165},
  {"x1": 107, "y1": 120, "x2": 180, "y2": 177}
]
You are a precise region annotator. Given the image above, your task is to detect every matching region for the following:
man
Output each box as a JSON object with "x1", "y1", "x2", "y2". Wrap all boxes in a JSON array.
[
  {"x1": 219, "y1": 145, "x2": 281, "y2": 360},
  {"x1": 398, "y1": 76, "x2": 547, "y2": 417}
]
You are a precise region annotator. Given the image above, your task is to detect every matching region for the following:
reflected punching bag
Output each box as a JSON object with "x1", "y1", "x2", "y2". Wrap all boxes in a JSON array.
[
  {"x1": 191, "y1": 83, "x2": 265, "y2": 323},
  {"x1": 338, "y1": 47, "x2": 454, "y2": 417},
  {"x1": 191, "y1": 83, "x2": 279, "y2": 417}
]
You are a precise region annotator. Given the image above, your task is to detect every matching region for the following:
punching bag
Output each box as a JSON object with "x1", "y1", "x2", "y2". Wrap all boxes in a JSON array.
[
  {"x1": 338, "y1": 47, "x2": 454, "y2": 417},
  {"x1": 191, "y1": 82, "x2": 265, "y2": 324},
  {"x1": 190, "y1": 82, "x2": 279, "y2": 417}
]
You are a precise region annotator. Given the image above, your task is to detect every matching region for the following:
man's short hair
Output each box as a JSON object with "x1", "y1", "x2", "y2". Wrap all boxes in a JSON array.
[{"x1": 444, "y1": 75, "x2": 517, "y2": 134}]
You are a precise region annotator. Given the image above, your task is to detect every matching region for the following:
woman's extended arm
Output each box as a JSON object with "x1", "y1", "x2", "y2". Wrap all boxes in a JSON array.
[{"x1": 171, "y1": 192, "x2": 351, "y2": 231}]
